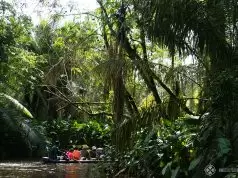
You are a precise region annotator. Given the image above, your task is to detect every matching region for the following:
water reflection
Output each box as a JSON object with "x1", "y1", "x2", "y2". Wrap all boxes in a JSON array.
[{"x1": 0, "y1": 161, "x2": 89, "y2": 178}]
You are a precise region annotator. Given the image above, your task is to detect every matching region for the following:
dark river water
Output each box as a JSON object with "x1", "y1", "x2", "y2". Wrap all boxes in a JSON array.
[{"x1": 0, "y1": 161, "x2": 93, "y2": 178}]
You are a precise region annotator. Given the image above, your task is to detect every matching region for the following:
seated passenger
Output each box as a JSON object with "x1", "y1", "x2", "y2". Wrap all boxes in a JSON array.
[
  {"x1": 89, "y1": 146, "x2": 97, "y2": 159},
  {"x1": 49, "y1": 141, "x2": 60, "y2": 160},
  {"x1": 72, "y1": 147, "x2": 81, "y2": 160},
  {"x1": 66, "y1": 148, "x2": 74, "y2": 160},
  {"x1": 96, "y1": 148, "x2": 104, "y2": 160},
  {"x1": 80, "y1": 145, "x2": 90, "y2": 160}
]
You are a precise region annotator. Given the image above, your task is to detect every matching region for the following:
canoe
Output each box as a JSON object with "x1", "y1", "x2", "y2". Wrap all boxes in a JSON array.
[{"x1": 42, "y1": 157, "x2": 102, "y2": 164}]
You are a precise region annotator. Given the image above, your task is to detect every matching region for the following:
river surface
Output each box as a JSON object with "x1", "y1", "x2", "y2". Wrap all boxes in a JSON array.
[{"x1": 0, "y1": 161, "x2": 92, "y2": 178}]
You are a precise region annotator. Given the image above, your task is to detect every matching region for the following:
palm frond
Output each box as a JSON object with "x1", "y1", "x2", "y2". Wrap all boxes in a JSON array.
[
  {"x1": 137, "y1": 0, "x2": 233, "y2": 67},
  {"x1": 0, "y1": 108, "x2": 46, "y2": 157},
  {"x1": 0, "y1": 93, "x2": 34, "y2": 118}
]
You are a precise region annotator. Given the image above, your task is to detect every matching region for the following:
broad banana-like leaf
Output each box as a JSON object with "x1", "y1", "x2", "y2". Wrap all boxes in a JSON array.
[{"x1": 0, "y1": 93, "x2": 34, "y2": 118}]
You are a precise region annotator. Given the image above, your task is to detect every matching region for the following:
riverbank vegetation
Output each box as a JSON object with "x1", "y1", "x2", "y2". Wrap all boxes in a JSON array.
[{"x1": 0, "y1": 0, "x2": 237, "y2": 177}]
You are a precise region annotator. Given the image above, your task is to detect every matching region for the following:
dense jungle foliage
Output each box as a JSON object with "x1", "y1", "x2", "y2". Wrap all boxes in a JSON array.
[{"x1": 1, "y1": 0, "x2": 238, "y2": 177}]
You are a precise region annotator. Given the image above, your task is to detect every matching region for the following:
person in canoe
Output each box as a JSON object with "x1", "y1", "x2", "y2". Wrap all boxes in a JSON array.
[
  {"x1": 80, "y1": 145, "x2": 90, "y2": 160},
  {"x1": 96, "y1": 148, "x2": 105, "y2": 160},
  {"x1": 49, "y1": 140, "x2": 61, "y2": 160},
  {"x1": 66, "y1": 148, "x2": 74, "y2": 160},
  {"x1": 89, "y1": 146, "x2": 97, "y2": 160},
  {"x1": 72, "y1": 146, "x2": 81, "y2": 160}
]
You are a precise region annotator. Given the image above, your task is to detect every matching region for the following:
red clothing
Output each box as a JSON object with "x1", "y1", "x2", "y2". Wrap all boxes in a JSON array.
[
  {"x1": 72, "y1": 150, "x2": 81, "y2": 160},
  {"x1": 66, "y1": 151, "x2": 73, "y2": 160}
]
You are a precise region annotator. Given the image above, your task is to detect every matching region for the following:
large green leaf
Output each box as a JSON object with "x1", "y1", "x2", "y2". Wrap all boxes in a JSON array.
[
  {"x1": 162, "y1": 161, "x2": 172, "y2": 177},
  {"x1": 0, "y1": 93, "x2": 33, "y2": 118},
  {"x1": 171, "y1": 166, "x2": 180, "y2": 178},
  {"x1": 189, "y1": 156, "x2": 202, "y2": 171},
  {"x1": 217, "y1": 137, "x2": 231, "y2": 157}
]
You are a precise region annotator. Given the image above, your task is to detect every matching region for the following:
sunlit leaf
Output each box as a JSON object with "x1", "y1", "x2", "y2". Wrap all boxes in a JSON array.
[{"x1": 0, "y1": 93, "x2": 33, "y2": 118}]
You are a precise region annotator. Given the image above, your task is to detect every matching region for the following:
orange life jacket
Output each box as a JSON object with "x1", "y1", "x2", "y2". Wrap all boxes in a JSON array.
[{"x1": 72, "y1": 150, "x2": 80, "y2": 160}]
